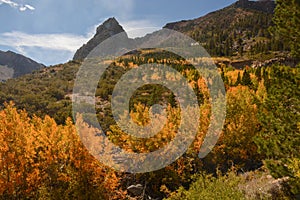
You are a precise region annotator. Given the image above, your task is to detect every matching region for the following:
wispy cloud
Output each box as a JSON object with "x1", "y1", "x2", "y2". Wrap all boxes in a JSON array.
[
  {"x1": 0, "y1": 0, "x2": 18, "y2": 7},
  {"x1": 0, "y1": 19, "x2": 160, "y2": 52},
  {"x1": 94, "y1": 0, "x2": 160, "y2": 38},
  {"x1": 0, "y1": 31, "x2": 92, "y2": 65},
  {"x1": 0, "y1": 31, "x2": 89, "y2": 52},
  {"x1": 0, "y1": 0, "x2": 35, "y2": 12},
  {"x1": 0, "y1": 20, "x2": 160, "y2": 65},
  {"x1": 120, "y1": 19, "x2": 160, "y2": 38},
  {"x1": 19, "y1": 4, "x2": 35, "y2": 11},
  {"x1": 87, "y1": 18, "x2": 160, "y2": 39}
]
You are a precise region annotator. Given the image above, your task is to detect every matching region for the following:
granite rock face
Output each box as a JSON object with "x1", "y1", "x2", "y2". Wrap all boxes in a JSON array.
[{"x1": 73, "y1": 17, "x2": 127, "y2": 60}]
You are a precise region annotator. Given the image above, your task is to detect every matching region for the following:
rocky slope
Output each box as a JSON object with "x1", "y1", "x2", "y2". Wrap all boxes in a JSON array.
[
  {"x1": 73, "y1": 17, "x2": 128, "y2": 60},
  {"x1": 164, "y1": 1, "x2": 275, "y2": 32},
  {"x1": 0, "y1": 50, "x2": 44, "y2": 81},
  {"x1": 162, "y1": 0, "x2": 280, "y2": 57}
]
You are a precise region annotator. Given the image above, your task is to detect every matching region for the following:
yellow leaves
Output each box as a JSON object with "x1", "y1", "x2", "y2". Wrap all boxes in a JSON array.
[
  {"x1": 256, "y1": 80, "x2": 267, "y2": 103},
  {"x1": 207, "y1": 85, "x2": 261, "y2": 170},
  {"x1": 160, "y1": 184, "x2": 172, "y2": 196},
  {"x1": 0, "y1": 102, "x2": 123, "y2": 199},
  {"x1": 288, "y1": 158, "x2": 300, "y2": 179},
  {"x1": 102, "y1": 170, "x2": 127, "y2": 200},
  {"x1": 108, "y1": 103, "x2": 179, "y2": 154},
  {"x1": 226, "y1": 70, "x2": 243, "y2": 85},
  {"x1": 130, "y1": 102, "x2": 150, "y2": 126},
  {"x1": 198, "y1": 77, "x2": 209, "y2": 99}
]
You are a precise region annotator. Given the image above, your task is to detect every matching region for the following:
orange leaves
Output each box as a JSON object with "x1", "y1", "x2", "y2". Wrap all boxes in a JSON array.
[
  {"x1": 108, "y1": 103, "x2": 179, "y2": 154},
  {"x1": 205, "y1": 86, "x2": 261, "y2": 171},
  {"x1": 0, "y1": 102, "x2": 124, "y2": 199},
  {"x1": 0, "y1": 102, "x2": 41, "y2": 197}
]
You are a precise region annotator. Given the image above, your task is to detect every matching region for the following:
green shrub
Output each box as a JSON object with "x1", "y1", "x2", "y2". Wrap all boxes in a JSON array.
[{"x1": 165, "y1": 171, "x2": 245, "y2": 200}]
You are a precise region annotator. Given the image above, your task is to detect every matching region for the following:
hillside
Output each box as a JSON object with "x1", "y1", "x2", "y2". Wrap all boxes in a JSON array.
[
  {"x1": 164, "y1": 0, "x2": 286, "y2": 59},
  {"x1": 0, "y1": 50, "x2": 44, "y2": 81},
  {"x1": 0, "y1": 0, "x2": 299, "y2": 199},
  {"x1": 72, "y1": 0, "x2": 291, "y2": 68},
  {"x1": 0, "y1": 0, "x2": 294, "y2": 127}
]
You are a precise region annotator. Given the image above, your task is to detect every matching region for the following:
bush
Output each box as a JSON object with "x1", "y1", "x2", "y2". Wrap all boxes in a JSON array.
[{"x1": 165, "y1": 171, "x2": 245, "y2": 200}]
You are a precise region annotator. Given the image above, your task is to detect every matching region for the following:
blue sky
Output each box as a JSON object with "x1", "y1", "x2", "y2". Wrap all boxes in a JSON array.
[{"x1": 0, "y1": 0, "x2": 236, "y2": 65}]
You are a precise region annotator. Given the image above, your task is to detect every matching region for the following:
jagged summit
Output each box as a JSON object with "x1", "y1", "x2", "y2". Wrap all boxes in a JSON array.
[
  {"x1": 96, "y1": 17, "x2": 120, "y2": 35},
  {"x1": 73, "y1": 17, "x2": 127, "y2": 61}
]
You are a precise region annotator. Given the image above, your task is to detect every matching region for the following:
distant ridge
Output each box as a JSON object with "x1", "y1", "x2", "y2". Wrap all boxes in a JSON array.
[
  {"x1": 161, "y1": 0, "x2": 283, "y2": 58},
  {"x1": 164, "y1": 0, "x2": 276, "y2": 31},
  {"x1": 0, "y1": 50, "x2": 44, "y2": 81}
]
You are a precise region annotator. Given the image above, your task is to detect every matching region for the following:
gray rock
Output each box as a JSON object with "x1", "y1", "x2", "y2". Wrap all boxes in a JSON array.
[
  {"x1": 0, "y1": 50, "x2": 44, "y2": 80},
  {"x1": 127, "y1": 184, "x2": 144, "y2": 196},
  {"x1": 73, "y1": 17, "x2": 127, "y2": 60}
]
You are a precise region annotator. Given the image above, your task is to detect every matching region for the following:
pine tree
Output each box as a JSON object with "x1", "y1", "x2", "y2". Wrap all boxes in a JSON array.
[
  {"x1": 255, "y1": 67, "x2": 262, "y2": 81},
  {"x1": 235, "y1": 72, "x2": 242, "y2": 86},
  {"x1": 255, "y1": 66, "x2": 300, "y2": 196},
  {"x1": 241, "y1": 69, "x2": 252, "y2": 87},
  {"x1": 273, "y1": 0, "x2": 300, "y2": 59}
]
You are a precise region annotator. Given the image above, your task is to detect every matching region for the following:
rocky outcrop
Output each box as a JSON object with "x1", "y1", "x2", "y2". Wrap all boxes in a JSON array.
[
  {"x1": 251, "y1": 57, "x2": 298, "y2": 68},
  {"x1": 73, "y1": 17, "x2": 127, "y2": 60}
]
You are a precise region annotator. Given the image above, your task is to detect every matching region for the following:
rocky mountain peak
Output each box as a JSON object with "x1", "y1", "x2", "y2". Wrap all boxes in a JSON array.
[
  {"x1": 96, "y1": 17, "x2": 121, "y2": 35},
  {"x1": 73, "y1": 17, "x2": 127, "y2": 61}
]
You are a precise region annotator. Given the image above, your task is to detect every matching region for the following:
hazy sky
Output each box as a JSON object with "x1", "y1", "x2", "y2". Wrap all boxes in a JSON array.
[{"x1": 0, "y1": 0, "x2": 236, "y2": 65}]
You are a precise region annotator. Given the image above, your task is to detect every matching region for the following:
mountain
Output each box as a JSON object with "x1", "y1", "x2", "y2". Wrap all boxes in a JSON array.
[
  {"x1": 163, "y1": 0, "x2": 281, "y2": 58},
  {"x1": 164, "y1": 0, "x2": 275, "y2": 32},
  {"x1": 72, "y1": 0, "x2": 284, "y2": 63},
  {"x1": 0, "y1": 0, "x2": 292, "y2": 124},
  {"x1": 0, "y1": 50, "x2": 44, "y2": 81},
  {"x1": 73, "y1": 17, "x2": 127, "y2": 60},
  {"x1": 0, "y1": 1, "x2": 298, "y2": 199}
]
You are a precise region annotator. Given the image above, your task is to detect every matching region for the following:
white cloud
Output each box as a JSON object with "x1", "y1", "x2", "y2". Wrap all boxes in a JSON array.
[
  {"x1": 0, "y1": 31, "x2": 89, "y2": 52},
  {"x1": 84, "y1": 18, "x2": 160, "y2": 39},
  {"x1": 92, "y1": 0, "x2": 161, "y2": 38},
  {"x1": 19, "y1": 6, "x2": 26, "y2": 11},
  {"x1": 0, "y1": 31, "x2": 92, "y2": 65},
  {"x1": 0, "y1": 0, "x2": 18, "y2": 8},
  {"x1": 120, "y1": 19, "x2": 160, "y2": 38},
  {"x1": 19, "y1": 4, "x2": 35, "y2": 11},
  {"x1": 0, "y1": 0, "x2": 35, "y2": 12},
  {"x1": 0, "y1": 20, "x2": 160, "y2": 65}
]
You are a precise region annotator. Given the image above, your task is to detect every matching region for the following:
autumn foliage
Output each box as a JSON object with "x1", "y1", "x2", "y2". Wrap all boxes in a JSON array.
[{"x1": 0, "y1": 102, "x2": 125, "y2": 199}]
